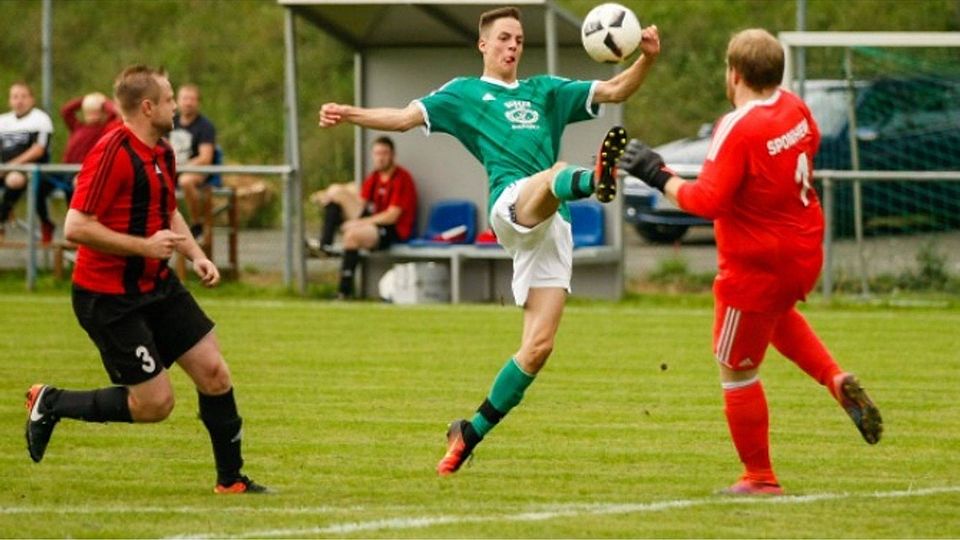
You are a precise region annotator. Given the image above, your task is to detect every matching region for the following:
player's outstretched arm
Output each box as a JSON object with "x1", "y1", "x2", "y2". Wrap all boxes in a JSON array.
[
  {"x1": 319, "y1": 102, "x2": 424, "y2": 132},
  {"x1": 592, "y1": 25, "x2": 661, "y2": 104}
]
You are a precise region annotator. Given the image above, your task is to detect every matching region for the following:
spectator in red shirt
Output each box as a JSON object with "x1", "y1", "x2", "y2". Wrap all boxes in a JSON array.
[
  {"x1": 309, "y1": 135, "x2": 418, "y2": 299},
  {"x1": 61, "y1": 92, "x2": 120, "y2": 165},
  {"x1": 621, "y1": 29, "x2": 882, "y2": 496},
  {"x1": 24, "y1": 65, "x2": 266, "y2": 494},
  {"x1": 30, "y1": 93, "x2": 123, "y2": 244}
]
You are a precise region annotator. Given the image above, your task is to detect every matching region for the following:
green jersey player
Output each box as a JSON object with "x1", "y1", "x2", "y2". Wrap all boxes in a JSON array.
[{"x1": 319, "y1": 6, "x2": 661, "y2": 475}]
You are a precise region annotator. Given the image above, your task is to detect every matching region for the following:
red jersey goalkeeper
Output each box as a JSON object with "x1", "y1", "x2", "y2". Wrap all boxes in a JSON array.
[{"x1": 621, "y1": 28, "x2": 883, "y2": 496}]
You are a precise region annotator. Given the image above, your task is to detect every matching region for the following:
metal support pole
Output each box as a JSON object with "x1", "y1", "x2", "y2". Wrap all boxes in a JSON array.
[
  {"x1": 26, "y1": 167, "x2": 40, "y2": 291},
  {"x1": 283, "y1": 8, "x2": 305, "y2": 293},
  {"x1": 354, "y1": 51, "x2": 364, "y2": 185},
  {"x1": 795, "y1": 0, "x2": 806, "y2": 98},
  {"x1": 545, "y1": 6, "x2": 557, "y2": 75},
  {"x1": 41, "y1": 0, "x2": 53, "y2": 114},
  {"x1": 822, "y1": 177, "x2": 834, "y2": 300},
  {"x1": 844, "y1": 48, "x2": 869, "y2": 296}
]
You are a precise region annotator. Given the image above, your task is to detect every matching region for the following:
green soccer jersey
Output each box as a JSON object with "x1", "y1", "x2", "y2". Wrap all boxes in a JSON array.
[{"x1": 416, "y1": 75, "x2": 600, "y2": 218}]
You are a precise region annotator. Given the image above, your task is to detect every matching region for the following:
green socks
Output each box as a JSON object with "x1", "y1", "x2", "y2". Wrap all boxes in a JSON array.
[
  {"x1": 551, "y1": 166, "x2": 594, "y2": 201},
  {"x1": 470, "y1": 358, "x2": 536, "y2": 438}
]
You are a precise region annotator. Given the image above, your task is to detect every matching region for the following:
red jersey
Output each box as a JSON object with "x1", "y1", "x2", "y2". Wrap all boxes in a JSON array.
[
  {"x1": 70, "y1": 125, "x2": 178, "y2": 294},
  {"x1": 360, "y1": 165, "x2": 418, "y2": 240},
  {"x1": 678, "y1": 89, "x2": 823, "y2": 312}
]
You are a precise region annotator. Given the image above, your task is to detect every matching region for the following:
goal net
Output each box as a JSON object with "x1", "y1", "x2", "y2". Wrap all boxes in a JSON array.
[{"x1": 780, "y1": 32, "x2": 960, "y2": 295}]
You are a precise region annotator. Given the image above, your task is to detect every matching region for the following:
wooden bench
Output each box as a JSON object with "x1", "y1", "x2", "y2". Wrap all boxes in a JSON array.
[
  {"x1": 0, "y1": 239, "x2": 77, "y2": 280},
  {"x1": 13, "y1": 185, "x2": 240, "y2": 281},
  {"x1": 174, "y1": 185, "x2": 239, "y2": 280}
]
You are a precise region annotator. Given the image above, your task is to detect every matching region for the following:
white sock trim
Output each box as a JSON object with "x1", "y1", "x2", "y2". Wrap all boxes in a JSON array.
[
  {"x1": 549, "y1": 170, "x2": 562, "y2": 199},
  {"x1": 722, "y1": 376, "x2": 760, "y2": 390}
]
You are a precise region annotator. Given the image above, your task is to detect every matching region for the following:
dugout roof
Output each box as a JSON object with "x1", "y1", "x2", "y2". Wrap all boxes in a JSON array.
[
  {"x1": 277, "y1": 0, "x2": 583, "y2": 48},
  {"x1": 277, "y1": 1, "x2": 623, "y2": 298}
]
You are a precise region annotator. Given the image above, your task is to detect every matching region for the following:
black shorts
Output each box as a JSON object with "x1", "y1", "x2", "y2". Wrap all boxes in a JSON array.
[
  {"x1": 72, "y1": 275, "x2": 215, "y2": 385},
  {"x1": 360, "y1": 208, "x2": 402, "y2": 249},
  {"x1": 376, "y1": 225, "x2": 402, "y2": 249}
]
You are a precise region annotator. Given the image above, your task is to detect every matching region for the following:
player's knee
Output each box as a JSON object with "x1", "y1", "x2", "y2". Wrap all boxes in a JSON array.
[
  {"x1": 195, "y1": 359, "x2": 233, "y2": 396},
  {"x1": 342, "y1": 228, "x2": 359, "y2": 248},
  {"x1": 326, "y1": 183, "x2": 348, "y2": 200},
  {"x1": 132, "y1": 391, "x2": 175, "y2": 422},
  {"x1": 5, "y1": 171, "x2": 26, "y2": 190},
  {"x1": 178, "y1": 173, "x2": 202, "y2": 188}
]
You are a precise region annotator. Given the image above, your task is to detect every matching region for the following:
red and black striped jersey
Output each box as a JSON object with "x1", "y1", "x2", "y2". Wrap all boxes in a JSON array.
[{"x1": 70, "y1": 125, "x2": 178, "y2": 294}]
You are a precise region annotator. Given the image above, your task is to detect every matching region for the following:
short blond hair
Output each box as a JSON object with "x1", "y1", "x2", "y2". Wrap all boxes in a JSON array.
[
  {"x1": 113, "y1": 65, "x2": 166, "y2": 116},
  {"x1": 726, "y1": 29, "x2": 784, "y2": 91},
  {"x1": 81, "y1": 93, "x2": 106, "y2": 112}
]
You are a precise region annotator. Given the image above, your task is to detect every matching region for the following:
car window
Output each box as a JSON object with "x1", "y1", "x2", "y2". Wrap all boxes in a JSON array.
[{"x1": 805, "y1": 86, "x2": 854, "y2": 137}]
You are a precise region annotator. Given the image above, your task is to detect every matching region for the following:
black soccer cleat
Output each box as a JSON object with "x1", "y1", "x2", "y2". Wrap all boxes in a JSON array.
[
  {"x1": 215, "y1": 475, "x2": 271, "y2": 494},
  {"x1": 832, "y1": 374, "x2": 883, "y2": 445},
  {"x1": 594, "y1": 126, "x2": 628, "y2": 203},
  {"x1": 25, "y1": 384, "x2": 60, "y2": 463}
]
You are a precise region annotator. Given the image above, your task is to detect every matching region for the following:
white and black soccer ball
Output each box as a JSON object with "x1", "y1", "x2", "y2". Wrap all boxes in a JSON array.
[{"x1": 581, "y1": 3, "x2": 642, "y2": 63}]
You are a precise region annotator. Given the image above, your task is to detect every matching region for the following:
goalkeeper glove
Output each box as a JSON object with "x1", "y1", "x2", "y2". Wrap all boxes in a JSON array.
[{"x1": 619, "y1": 139, "x2": 675, "y2": 192}]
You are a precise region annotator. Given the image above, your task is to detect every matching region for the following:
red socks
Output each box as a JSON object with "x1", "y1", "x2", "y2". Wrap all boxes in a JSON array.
[
  {"x1": 772, "y1": 308, "x2": 843, "y2": 389},
  {"x1": 723, "y1": 379, "x2": 777, "y2": 484}
]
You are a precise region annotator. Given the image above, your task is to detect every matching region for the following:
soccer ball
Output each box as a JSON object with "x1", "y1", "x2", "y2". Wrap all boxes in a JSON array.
[{"x1": 581, "y1": 3, "x2": 642, "y2": 63}]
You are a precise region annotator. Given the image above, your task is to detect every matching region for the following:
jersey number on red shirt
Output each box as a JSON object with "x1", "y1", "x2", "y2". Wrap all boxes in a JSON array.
[{"x1": 795, "y1": 152, "x2": 813, "y2": 207}]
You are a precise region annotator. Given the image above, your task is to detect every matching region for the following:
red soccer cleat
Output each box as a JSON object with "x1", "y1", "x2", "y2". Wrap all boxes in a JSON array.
[
  {"x1": 214, "y1": 475, "x2": 270, "y2": 494},
  {"x1": 722, "y1": 478, "x2": 785, "y2": 496},
  {"x1": 436, "y1": 419, "x2": 478, "y2": 476}
]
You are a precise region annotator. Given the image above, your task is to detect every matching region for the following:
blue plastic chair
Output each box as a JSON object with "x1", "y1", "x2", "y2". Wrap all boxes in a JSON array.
[
  {"x1": 569, "y1": 200, "x2": 605, "y2": 248},
  {"x1": 407, "y1": 199, "x2": 477, "y2": 247},
  {"x1": 206, "y1": 145, "x2": 223, "y2": 187}
]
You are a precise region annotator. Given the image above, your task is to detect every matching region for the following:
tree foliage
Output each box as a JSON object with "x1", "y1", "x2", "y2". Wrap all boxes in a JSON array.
[{"x1": 2, "y1": 0, "x2": 957, "y2": 195}]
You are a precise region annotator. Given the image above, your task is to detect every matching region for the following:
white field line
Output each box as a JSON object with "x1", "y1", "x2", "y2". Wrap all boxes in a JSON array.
[{"x1": 164, "y1": 485, "x2": 960, "y2": 539}]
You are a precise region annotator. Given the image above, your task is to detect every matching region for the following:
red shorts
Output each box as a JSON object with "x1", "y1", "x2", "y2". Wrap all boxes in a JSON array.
[{"x1": 713, "y1": 299, "x2": 782, "y2": 371}]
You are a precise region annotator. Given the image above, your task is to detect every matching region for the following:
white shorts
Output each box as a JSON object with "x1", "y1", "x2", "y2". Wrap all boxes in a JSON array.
[{"x1": 490, "y1": 179, "x2": 573, "y2": 306}]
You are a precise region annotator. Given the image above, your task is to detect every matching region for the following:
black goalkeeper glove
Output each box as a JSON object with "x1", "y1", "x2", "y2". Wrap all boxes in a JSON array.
[{"x1": 619, "y1": 139, "x2": 675, "y2": 192}]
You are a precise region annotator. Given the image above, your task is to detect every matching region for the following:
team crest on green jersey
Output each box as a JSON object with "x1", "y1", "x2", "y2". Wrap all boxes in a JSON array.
[{"x1": 504, "y1": 100, "x2": 540, "y2": 130}]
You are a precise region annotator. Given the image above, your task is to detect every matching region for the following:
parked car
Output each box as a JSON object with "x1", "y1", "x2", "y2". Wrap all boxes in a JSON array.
[
  {"x1": 622, "y1": 123, "x2": 712, "y2": 243},
  {"x1": 624, "y1": 78, "x2": 960, "y2": 242}
]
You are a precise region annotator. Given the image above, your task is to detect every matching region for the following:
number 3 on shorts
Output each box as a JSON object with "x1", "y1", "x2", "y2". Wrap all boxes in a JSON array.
[{"x1": 136, "y1": 345, "x2": 156, "y2": 373}]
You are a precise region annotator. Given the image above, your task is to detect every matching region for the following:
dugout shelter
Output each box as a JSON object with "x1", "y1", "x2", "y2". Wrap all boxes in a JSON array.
[{"x1": 279, "y1": 0, "x2": 626, "y2": 301}]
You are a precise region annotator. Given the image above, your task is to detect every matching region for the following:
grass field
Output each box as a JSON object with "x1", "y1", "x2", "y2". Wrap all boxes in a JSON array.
[{"x1": 1, "y1": 290, "x2": 959, "y2": 538}]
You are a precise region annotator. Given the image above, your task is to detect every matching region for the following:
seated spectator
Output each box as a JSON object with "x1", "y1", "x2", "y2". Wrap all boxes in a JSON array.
[
  {"x1": 310, "y1": 136, "x2": 418, "y2": 299},
  {"x1": 42, "y1": 92, "x2": 121, "y2": 242},
  {"x1": 0, "y1": 82, "x2": 53, "y2": 242},
  {"x1": 62, "y1": 92, "x2": 120, "y2": 165},
  {"x1": 168, "y1": 83, "x2": 216, "y2": 238}
]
